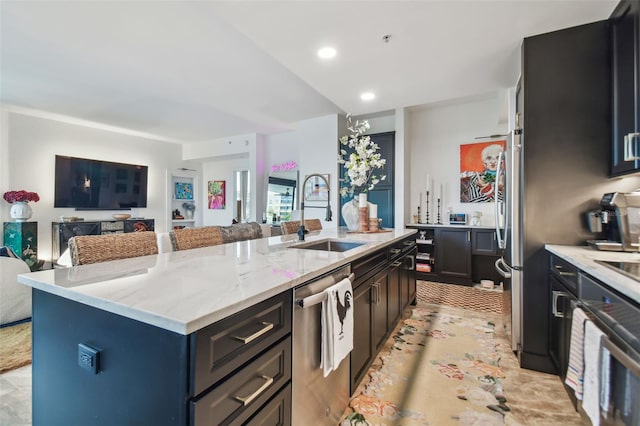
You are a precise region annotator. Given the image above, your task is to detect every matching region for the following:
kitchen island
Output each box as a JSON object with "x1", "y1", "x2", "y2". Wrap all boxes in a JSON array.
[{"x1": 18, "y1": 228, "x2": 416, "y2": 425}]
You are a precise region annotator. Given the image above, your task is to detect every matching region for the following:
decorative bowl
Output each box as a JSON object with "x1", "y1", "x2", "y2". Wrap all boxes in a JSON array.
[{"x1": 112, "y1": 213, "x2": 131, "y2": 220}]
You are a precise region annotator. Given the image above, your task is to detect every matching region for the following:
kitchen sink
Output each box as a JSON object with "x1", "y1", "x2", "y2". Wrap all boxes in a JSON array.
[{"x1": 289, "y1": 239, "x2": 364, "y2": 252}]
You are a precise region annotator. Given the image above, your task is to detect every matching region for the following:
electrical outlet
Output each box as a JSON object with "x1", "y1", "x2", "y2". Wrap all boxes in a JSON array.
[{"x1": 78, "y1": 343, "x2": 100, "y2": 374}]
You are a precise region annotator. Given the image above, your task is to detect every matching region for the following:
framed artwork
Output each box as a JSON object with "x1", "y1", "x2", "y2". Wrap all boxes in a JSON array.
[
  {"x1": 304, "y1": 174, "x2": 329, "y2": 202},
  {"x1": 174, "y1": 182, "x2": 194, "y2": 200},
  {"x1": 459, "y1": 140, "x2": 506, "y2": 203},
  {"x1": 208, "y1": 180, "x2": 226, "y2": 209}
]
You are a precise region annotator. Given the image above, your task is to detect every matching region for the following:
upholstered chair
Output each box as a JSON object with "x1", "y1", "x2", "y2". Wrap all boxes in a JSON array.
[
  {"x1": 0, "y1": 250, "x2": 31, "y2": 325},
  {"x1": 169, "y1": 226, "x2": 224, "y2": 251},
  {"x1": 281, "y1": 219, "x2": 323, "y2": 235},
  {"x1": 68, "y1": 231, "x2": 159, "y2": 266}
]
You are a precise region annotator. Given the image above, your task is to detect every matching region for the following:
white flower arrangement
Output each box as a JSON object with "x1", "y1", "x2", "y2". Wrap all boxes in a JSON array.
[{"x1": 338, "y1": 114, "x2": 386, "y2": 198}]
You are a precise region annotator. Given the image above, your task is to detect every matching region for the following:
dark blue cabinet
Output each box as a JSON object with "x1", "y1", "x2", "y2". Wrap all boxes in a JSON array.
[{"x1": 340, "y1": 131, "x2": 395, "y2": 229}]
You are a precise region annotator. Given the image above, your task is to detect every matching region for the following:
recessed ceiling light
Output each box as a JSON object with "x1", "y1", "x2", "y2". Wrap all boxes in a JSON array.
[
  {"x1": 361, "y1": 92, "x2": 376, "y2": 101},
  {"x1": 317, "y1": 47, "x2": 337, "y2": 59}
]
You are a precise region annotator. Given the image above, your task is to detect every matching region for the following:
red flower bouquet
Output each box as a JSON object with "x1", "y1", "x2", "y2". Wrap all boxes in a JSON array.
[{"x1": 3, "y1": 190, "x2": 40, "y2": 203}]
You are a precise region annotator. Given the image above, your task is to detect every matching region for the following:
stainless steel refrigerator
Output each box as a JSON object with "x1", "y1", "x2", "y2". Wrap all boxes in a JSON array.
[{"x1": 494, "y1": 115, "x2": 523, "y2": 356}]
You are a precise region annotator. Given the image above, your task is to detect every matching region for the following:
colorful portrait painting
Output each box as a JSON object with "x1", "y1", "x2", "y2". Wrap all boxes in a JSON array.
[
  {"x1": 460, "y1": 140, "x2": 506, "y2": 203},
  {"x1": 208, "y1": 180, "x2": 226, "y2": 209}
]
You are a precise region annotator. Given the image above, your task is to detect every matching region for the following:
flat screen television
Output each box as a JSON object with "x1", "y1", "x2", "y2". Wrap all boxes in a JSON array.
[{"x1": 54, "y1": 155, "x2": 148, "y2": 210}]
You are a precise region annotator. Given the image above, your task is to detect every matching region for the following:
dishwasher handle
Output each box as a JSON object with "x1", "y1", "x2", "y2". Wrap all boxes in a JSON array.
[{"x1": 296, "y1": 273, "x2": 355, "y2": 308}]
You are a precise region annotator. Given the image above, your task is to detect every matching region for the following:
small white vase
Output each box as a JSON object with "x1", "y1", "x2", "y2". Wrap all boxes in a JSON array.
[
  {"x1": 341, "y1": 197, "x2": 360, "y2": 231},
  {"x1": 10, "y1": 202, "x2": 32, "y2": 222}
]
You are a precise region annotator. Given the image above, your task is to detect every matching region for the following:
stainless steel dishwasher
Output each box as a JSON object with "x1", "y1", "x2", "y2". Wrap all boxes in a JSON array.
[{"x1": 292, "y1": 264, "x2": 352, "y2": 425}]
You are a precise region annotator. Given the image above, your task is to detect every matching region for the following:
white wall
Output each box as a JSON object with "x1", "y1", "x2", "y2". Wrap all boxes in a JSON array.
[
  {"x1": 183, "y1": 134, "x2": 259, "y2": 225},
  {"x1": 1, "y1": 109, "x2": 189, "y2": 261},
  {"x1": 407, "y1": 92, "x2": 508, "y2": 226},
  {"x1": 200, "y1": 155, "x2": 251, "y2": 225},
  {"x1": 296, "y1": 114, "x2": 340, "y2": 228}
]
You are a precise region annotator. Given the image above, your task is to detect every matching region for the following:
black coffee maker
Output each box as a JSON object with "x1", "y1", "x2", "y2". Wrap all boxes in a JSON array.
[{"x1": 588, "y1": 192, "x2": 640, "y2": 252}]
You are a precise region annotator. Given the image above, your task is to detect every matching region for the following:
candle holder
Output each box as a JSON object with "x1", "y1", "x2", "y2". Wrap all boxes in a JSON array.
[
  {"x1": 425, "y1": 191, "x2": 430, "y2": 224},
  {"x1": 437, "y1": 198, "x2": 442, "y2": 224},
  {"x1": 417, "y1": 205, "x2": 422, "y2": 224}
]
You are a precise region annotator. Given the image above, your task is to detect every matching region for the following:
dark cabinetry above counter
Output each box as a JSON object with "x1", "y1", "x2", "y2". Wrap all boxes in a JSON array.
[{"x1": 611, "y1": 0, "x2": 640, "y2": 176}]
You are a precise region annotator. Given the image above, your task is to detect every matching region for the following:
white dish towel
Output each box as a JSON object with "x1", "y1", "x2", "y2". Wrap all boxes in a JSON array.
[
  {"x1": 321, "y1": 277, "x2": 354, "y2": 378},
  {"x1": 565, "y1": 307, "x2": 589, "y2": 399},
  {"x1": 582, "y1": 319, "x2": 610, "y2": 426}
]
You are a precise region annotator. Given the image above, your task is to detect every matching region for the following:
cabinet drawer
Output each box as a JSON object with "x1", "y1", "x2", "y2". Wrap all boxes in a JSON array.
[
  {"x1": 352, "y1": 249, "x2": 387, "y2": 287},
  {"x1": 190, "y1": 291, "x2": 292, "y2": 397},
  {"x1": 191, "y1": 337, "x2": 292, "y2": 426},
  {"x1": 245, "y1": 382, "x2": 291, "y2": 426},
  {"x1": 549, "y1": 255, "x2": 578, "y2": 294}
]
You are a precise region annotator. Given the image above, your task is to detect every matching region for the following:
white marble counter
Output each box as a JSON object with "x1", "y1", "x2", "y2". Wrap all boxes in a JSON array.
[
  {"x1": 18, "y1": 228, "x2": 416, "y2": 335},
  {"x1": 545, "y1": 244, "x2": 640, "y2": 304}
]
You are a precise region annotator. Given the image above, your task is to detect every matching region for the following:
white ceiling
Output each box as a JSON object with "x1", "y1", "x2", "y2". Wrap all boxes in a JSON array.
[{"x1": 0, "y1": 1, "x2": 618, "y2": 144}]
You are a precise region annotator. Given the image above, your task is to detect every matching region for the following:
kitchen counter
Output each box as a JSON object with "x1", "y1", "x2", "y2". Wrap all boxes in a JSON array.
[
  {"x1": 18, "y1": 227, "x2": 416, "y2": 335},
  {"x1": 545, "y1": 244, "x2": 640, "y2": 303}
]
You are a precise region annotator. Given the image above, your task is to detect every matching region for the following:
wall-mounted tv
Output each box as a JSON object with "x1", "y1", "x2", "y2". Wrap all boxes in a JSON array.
[{"x1": 54, "y1": 155, "x2": 148, "y2": 210}]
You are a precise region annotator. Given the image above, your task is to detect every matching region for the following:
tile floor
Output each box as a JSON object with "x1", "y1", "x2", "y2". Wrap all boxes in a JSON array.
[{"x1": 0, "y1": 364, "x2": 31, "y2": 426}]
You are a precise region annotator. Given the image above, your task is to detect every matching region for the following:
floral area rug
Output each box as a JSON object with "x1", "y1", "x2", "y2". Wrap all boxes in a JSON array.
[{"x1": 341, "y1": 303, "x2": 584, "y2": 426}]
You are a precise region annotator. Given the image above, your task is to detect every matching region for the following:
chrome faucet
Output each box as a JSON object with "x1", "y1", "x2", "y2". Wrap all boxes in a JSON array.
[{"x1": 298, "y1": 173, "x2": 332, "y2": 240}]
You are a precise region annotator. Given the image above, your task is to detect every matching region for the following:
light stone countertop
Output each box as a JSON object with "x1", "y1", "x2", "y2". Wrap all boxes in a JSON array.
[
  {"x1": 545, "y1": 244, "x2": 640, "y2": 304},
  {"x1": 18, "y1": 228, "x2": 416, "y2": 335}
]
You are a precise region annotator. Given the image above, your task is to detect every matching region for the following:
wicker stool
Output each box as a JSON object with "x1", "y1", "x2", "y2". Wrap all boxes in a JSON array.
[
  {"x1": 169, "y1": 226, "x2": 224, "y2": 251},
  {"x1": 68, "y1": 231, "x2": 159, "y2": 266},
  {"x1": 281, "y1": 219, "x2": 323, "y2": 235}
]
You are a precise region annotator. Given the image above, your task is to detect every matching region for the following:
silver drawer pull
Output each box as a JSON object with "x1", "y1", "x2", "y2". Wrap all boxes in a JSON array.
[
  {"x1": 390, "y1": 248, "x2": 401, "y2": 254},
  {"x1": 232, "y1": 322, "x2": 274, "y2": 344},
  {"x1": 234, "y1": 375, "x2": 273, "y2": 406},
  {"x1": 391, "y1": 261, "x2": 402, "y2": 267},
  {"x1": 558, "y1": 271, "x2": 576, "y2": 277}
]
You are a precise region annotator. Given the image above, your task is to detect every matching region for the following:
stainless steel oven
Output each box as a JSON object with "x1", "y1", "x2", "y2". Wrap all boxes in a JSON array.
[{"x1": 579, "y1": 272, "x2": 640, "y2": 425}]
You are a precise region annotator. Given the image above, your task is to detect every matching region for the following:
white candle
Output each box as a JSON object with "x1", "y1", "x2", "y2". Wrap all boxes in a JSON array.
[
  {"x1": 369, "y1": 203, "x2": 378, "y2": 219},
  {"x1": 419, "y1": 191, "x2": 422, "y2": 205},
  {"x1": 426, "y1": 174, "x2": 431, "y2": 192},
  {"x1": 440, "y1": 183, "x2": 443, "y2": 199},
  {"x1": 359, "y1": 193, "x2": 368, "y2": 207}
]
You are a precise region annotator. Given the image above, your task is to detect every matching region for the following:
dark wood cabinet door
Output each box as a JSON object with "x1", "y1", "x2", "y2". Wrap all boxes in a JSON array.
[
  {"x1": 548, "y1": 275, "x2": 577, "y2": 379},
  {"x1": 372, "y1": 271, "x2": 389, "y2": 352},
  {"x1": 350, "y1": 282, "x2": 373, "y2": 394},
  {"x1": 436, "y1": 228, "x2": 471, "y2": 279},
  {"x1": 611, "y1": 0, "x2": 640, "y2": 176},
  {"x1": 472, "y1": 229, "x2": 497, "y2": 255},
  {"x1": 548, "y1": 275, "x2": 567, "y2": 375},
  {"x1": 387, "y1": 263, "x2": 402, "y2": 329}
]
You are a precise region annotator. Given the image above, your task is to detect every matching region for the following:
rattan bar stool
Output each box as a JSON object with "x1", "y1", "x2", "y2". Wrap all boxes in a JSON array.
[
  {"x1": 169, "y1": 226, "x2": 224, "y2": 251},
  {"x1": 281, "y1": 219, "x2": 323, "y2": 235},
  {"x1": 68, "y1": 231, "x2": 159, "y2": 266}
]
